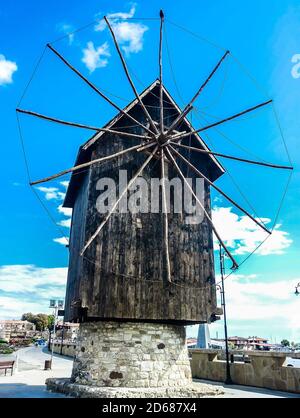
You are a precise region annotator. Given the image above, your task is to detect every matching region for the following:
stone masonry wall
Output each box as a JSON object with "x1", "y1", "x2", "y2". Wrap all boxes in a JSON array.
[
  {"x1": 190, "y1": 349, "x2": 300, "y2": 393},
  {"x1": 71, "y1": 321, "x2": 192, "y2": 388}
]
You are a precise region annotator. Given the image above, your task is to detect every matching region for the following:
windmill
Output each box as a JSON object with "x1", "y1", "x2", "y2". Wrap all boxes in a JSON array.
[{"x1": 16, "y1": 10, "x2": 293, "y2": 394}]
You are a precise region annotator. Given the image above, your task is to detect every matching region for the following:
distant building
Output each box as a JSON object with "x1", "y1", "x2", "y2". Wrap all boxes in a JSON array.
[
  {"x1": 187, "y1": 335, "x2": 272, "y2": 351},
  {"x1": 0, "y1": 320, "x2": 36, "y2": 341},
  {"x1": 228, "y1": 336, "x2": 270, "y2": 351},
  {"x1": 55, "y1": 322, "x2": 79, "y2": 342}
]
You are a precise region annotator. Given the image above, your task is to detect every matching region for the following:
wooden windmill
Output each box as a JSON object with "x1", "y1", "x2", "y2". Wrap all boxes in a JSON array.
[{"x1": 16, "y1": 10, "x2": 292, "y2": 327}]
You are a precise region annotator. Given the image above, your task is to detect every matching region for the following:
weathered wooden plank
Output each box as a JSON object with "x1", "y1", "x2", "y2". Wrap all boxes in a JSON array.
[{"x1": 63, "y1": 84, "x2": 219, "y2": 324}]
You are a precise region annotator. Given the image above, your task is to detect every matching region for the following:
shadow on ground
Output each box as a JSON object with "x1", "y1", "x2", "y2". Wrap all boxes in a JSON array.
[{"x1": 0, "y1": 382, "x2": 68, "y2": 398}]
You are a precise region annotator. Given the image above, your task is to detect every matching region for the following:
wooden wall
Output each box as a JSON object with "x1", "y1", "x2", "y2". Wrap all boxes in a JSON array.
[{"x1": 64, "y1": 86, "x2": 220, "y2": 324}]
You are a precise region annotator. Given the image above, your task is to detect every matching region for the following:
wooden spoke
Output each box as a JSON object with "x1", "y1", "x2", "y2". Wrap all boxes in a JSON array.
[
  {"x1": 171, "y1": 100, "x2": 273, "y2": 140},
  {"x1": 170, "y1": 141, "x2": 293, "y2": 171},
  {"x1": 168, "y1": 144, "x2": 272, "y2": 235},
  {"x1": 104, "y1": 17, "x2": 159, "y2": 136},
  {"x1": 30, "y1": 142, "x2": 152, "y2": 186},
  {"x1": 137, "y1": 141, "x2": 157, "y2": 153},
  {"x1": 167, "y1": 50, "x2": 230, "y2": 133},
  {"x1": 165, "y1": 104, "x2": 193, "y2": 135},
  {"x1": 165, "y1": 146, "x2": 239, "y2": 270},
  {"x1": 16, "y1": 108, "x2": 151, "y2": 141},
  {"x1": 161, "y1": 148, "x2": 172, "y2": 282},
  {"x1": 159, "y1": 10, "x2": 164, "y2": 133},
  {"x1": 47, "y1": 43, "x2": 154, "y2": 137},
  {"x1": 80, "y1": 146, "x2": 159, "y2": 255}
]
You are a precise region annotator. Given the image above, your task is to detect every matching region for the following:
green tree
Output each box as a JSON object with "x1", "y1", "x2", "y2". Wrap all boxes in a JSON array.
[
  {"x1": 21, "y1": 313, "x2": 35, "y2": 323},
  {"x1": 34, "y1": 314, "x2": 49, "y2": 331},
  {"x1": 47, "y1": 315, "x2": 55, "y2": 331},
  {"x1": 21, "y1": 313, "x2": 55, "y2": 331},
  {"x1": 281, "y1": 339, "x2": 290, "y2": 347}
]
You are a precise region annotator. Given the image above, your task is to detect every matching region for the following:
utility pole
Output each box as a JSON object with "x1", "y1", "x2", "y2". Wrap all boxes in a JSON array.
[
  {"x1": 60, "y1": 319, "x2": 65, "y2": 356},
  {"x1": 49, "y1": 301, "x2": 58, "y2": 369},
  {"x1": 49, "y1": 299, "x2": 64, "y2": 368},
  {"x1": 219, "y1": 244, "x2": 233, "y2": 385}
]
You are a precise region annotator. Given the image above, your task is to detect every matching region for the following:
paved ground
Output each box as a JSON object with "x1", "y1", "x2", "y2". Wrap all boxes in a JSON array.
[
  {"x1": 0, "y1": 346, "x2": 73, "y2": 398},
  {"x1": 0, "y1": 347, "x2": 299, "y2": 398},
  {"x1": 196, "y1": 379, "x2": 300, "y2": 398}
]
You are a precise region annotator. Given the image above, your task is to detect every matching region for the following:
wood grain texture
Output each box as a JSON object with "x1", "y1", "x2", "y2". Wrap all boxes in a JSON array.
[{"x1": 64, "y1": 85, "x2": 220, "y2": 324}]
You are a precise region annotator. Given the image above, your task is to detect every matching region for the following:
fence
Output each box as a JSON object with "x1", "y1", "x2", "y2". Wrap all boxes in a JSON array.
[{"x1": 190, "y1": 349, "x2": 300, "y2": 393}]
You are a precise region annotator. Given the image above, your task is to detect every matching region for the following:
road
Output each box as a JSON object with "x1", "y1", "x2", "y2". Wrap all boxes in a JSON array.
[
  {"x1": 0, "y1": 345, "x2": 73, "y2": 398},
  {"x1": 196, "y1": 379, "x2": 300, "y2": 398},
  {"x1": 0, "y1": 346, "x2": 299, "y2": 398}
]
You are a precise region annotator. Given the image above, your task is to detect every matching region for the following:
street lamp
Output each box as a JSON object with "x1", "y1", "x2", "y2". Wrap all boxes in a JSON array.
[
  {"x1": 217, "y1": 244, "x2": 233, "y2": 385},
  {"x1": 295, "y1": 283, "x2": 300, "y2": 296},
  {"x1": 49, "y1": 299, "x2": 64, "y2": 369}
]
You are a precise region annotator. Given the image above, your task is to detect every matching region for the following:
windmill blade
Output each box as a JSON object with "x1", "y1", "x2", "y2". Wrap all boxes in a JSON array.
[
  {"x1": 166, "y1": 50, "x2": 230, "y2": 134},
  {"x1": 161, "y1": 148, "x2": 172, "y2": 282},
  {"x1": 159, "y1": 9, "x2": 164, "y2": 133},
  {"x1": 170, "y1": 141, "x2": 293, "y2": 170},
  {"x1": 80, "y1": 146, "x2": 159, "y2": 255},
  {"x1": 16, "y1": 108, "x2": 151, "y2": 141},
  {"x1": 104, "y1": 17, "x2": 159, "y2": 136},
  {"x1": 30, "y1": 142, "x2": 154, "y2": 186},
  {"x1": 165, "y1": 146, "x2": 239, "y2": 270},
  {"x1": 171, "y1": 99, "x2": 273, "y2": 140},
  {"x1": 165, "y1": 104, "x2": 193, "y2": 135},
  {"x1": 47, "y1": 43, "x2": 154, "y2": 137},
  {"x1": 168, "y1": 144, "x2": 272, "y2": 235}
]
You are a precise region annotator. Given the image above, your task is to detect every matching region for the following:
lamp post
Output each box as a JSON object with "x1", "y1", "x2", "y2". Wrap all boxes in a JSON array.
[
  {"x1": 295, "y1": 283, "x2": 300, "y2": 296},
  {"x1": 49, "y1": 299, "x2": 64, "y2": 369},
  {"x1": 218, "y1": 244, "x2": 233, "y2": 385}
]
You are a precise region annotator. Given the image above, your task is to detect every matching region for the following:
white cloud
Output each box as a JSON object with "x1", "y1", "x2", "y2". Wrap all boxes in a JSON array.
[
  {"x1": 0, "y1": 265, "x2": 67, "y2": 319},
  {"x1": 95, "y1": 4, "x2": 148, "y2": 55},
  {"x1": 58, "y1": 205, "x2": 72, "y2": 217},
  {"x1": 53, "y1": 237, "x2": 69, "y2": 246},
  {"x1": 218, "y1": 274, "x2": 300, "y2": 341},
  {"x1": 57, "y1": 23, "x2": 75, "y2": 45},
  {"x1": 82, "y1": 41, "x2": 110, "y2": 72},
  {"x1": 188, "y1": 274, "x2": 300, "y2": 342},
  {"x1": 212, "y1": 206, "x2": 292, "y2": 256},
  {"x1": 37, "y1": 186, "x2": 65, "y2": 201},
  {"x1": 58, "y1": 218, "x2": 71, "y2": 228},
  {"x1": 60, "y1": 180, "x2": 70, "y2": 189},
  {"x1": 0, "y1": 54, "x2": 17, "y2": 85},
  {"x1": 96, "y1": 4, "x2": 136, "y2": 28}
]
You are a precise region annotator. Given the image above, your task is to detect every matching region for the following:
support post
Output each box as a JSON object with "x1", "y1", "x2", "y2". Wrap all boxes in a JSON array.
[
  {"x1": 161, "y1": 148, "x2": 171, "y2": 282},
  {"x1": 219, "y1": 244, "x2": 233, "y2": 385}
]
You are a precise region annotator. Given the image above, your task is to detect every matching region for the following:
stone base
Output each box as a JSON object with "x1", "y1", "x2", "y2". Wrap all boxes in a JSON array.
[
  {"x1": 70, "y1": 321, "x2": 193, "y2": 388},
  {"x1": 46, "y1": 378, "x2": 223, "y2": 398}
]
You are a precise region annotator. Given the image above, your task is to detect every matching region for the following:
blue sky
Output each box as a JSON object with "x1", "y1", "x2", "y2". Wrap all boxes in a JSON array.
[{"x1": 0, "y1": 0, "x2": 300, "y2": 342}]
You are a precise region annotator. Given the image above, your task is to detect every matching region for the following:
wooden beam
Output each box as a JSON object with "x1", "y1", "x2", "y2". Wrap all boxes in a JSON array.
[
  {"x1": 16, "y1": 108, "x2": 151, "y2": 141},
  {"x1": 30, "y1": 142, "x2": 151, "y2": 186},
  {"x1": 170, "y1": 141, "x2": 293, "y2": 170},
  {"x1": 47, "y1": 43, "x2": 154, "y2": 137},
  {"x1": 161, "y1": 148, "x2": 172, "y2": 282},
  {"x1": 137, "y1": 140, "x2": 157, "y2": 152},
  {"x1": 165, "y1": 146, "x2": 238, "y2": 270},
  {"x1": 168, "y1": 144, "x2": 272, "y2": 235},
  {"x1": 165, "y1": 104, "x2": 193, "y2": 135},
  {"x1": 80, "y1": 146, "x2": 159, "y2": 255},
  {"x1": 159, "y1": 10, "x2": 164, "y2": 133},
  {"x1": 172, "y1": 100, "x2": 273, "y2": 140},
  {"x1": 166, "y1": 50, "x2": 230, "y2": 133},
  {"x1": 104, "y1": 17, "x2": 159, "y2": 136}
]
